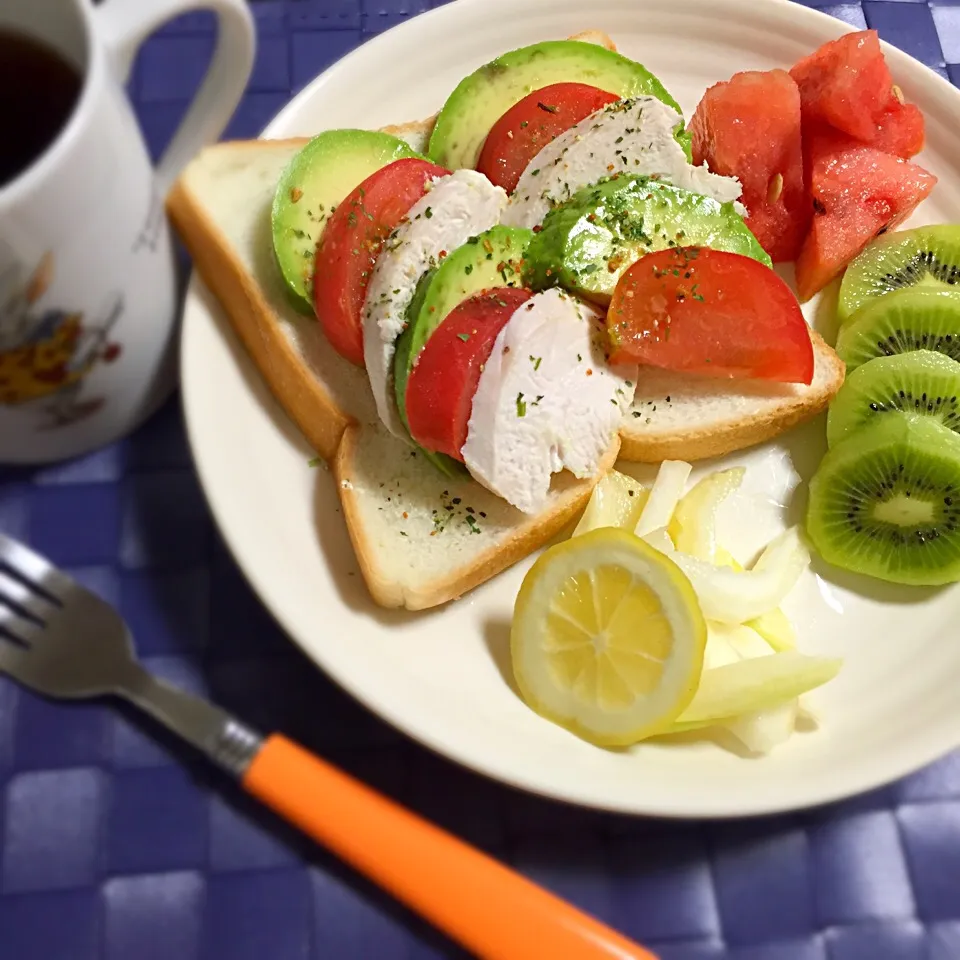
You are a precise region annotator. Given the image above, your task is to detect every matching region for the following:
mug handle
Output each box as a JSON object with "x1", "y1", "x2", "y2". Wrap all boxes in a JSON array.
[{"x1": 94, "y1": 0, "x2": 256, "y2": 196}]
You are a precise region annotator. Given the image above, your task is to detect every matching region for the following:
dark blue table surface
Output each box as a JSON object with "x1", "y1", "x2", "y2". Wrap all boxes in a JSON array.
[{"x1": 3, "y1": 1, "x2": 960, "y2": 958}]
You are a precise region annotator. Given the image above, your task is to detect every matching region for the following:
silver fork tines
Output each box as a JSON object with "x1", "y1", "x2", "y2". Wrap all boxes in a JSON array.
[
  {"x1": 0, "y1": 533, "x2": 72, "y2": 597},
  {"x1": 0, "y1": 568, "x2": 56, "y2": 642},
  {"x1": 0, "y1": 533, "x2": 263, "y2": 777},
  {"x1": 0, "y1": 566, "x2": 58, "y2": 619}
]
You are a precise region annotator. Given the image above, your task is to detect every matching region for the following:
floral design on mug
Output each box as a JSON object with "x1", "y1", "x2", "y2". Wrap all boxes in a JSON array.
[{"x1": 0, "y1": 251, "x2": 124, "y2": 428}]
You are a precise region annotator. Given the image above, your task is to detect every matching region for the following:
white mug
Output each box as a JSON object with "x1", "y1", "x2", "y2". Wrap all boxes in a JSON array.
[{"x1": 0, "y1": 0, "x2": 255, "y2": 463}]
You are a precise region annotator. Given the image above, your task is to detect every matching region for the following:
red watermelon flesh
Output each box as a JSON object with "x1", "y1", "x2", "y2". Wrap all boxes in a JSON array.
[
  {"x1": 795, "y1": 129, "x2": 937, "y2": 300},
  {"x1": 790, "y1": 30, "x2": 894, "y2": 143},
  {"x1": 689, "y1": 69, "x2": 808, "y2": 262},
  {"x1": 872, "y1": 100, "x2": 925, "y2": 158}
]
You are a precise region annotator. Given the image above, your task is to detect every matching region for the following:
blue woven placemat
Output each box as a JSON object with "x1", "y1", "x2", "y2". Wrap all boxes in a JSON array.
[{"x1": 2, "y1": 2, "x2": 960, "y2": 957}]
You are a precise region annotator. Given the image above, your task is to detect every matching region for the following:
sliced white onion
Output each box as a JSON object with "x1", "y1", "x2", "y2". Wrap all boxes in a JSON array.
[
  {"x1": 634, "y1": 460, "x2": 692, "y2": 537},
  {"x1": 747, "y1": 606, "x2": 797, "y2": 652},
  {"x1": 704, "y1": 622, "x2": 748, "y2": 670},
  {"x1": 722, "y1": 622, "x2": 776, "y2": 660},
  {"x1": 797, "y1": 696, "x2": 822, "y2": 727},
  {"x1": 670, "y1": 467, "x2": 745, "y2": 561},
  {"x1": 690, "y1": 622, "x2": 804, "y2": 754},
  {"x1": 667, "y1": 526, "x2": 809, "y2": 624},
  {"x1": 640, "y1": 526, "x2": 677, "y2": 556},
  {"x1": 678, "y1": 651, "x2": 843, "y2": 725},
  {"x1": 573, "y1": 470, "x2": 648, "y2": 537},
  {"x1": 725, "y1": 701, "x2": 799, "y2": 755}
]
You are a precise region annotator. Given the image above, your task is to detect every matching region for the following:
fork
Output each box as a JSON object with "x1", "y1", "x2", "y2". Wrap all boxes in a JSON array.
[{"x1": 0, "y1": 532, "x2": 656, "y2": 960}]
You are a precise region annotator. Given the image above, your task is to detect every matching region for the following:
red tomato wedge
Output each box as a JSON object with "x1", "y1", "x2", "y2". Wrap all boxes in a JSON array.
[
  {"x1": 313, "y1": 157, "x2": 449, "y2": 365},
  {"x1": 406, "y1": 288, "x2": 534, "y2": 460},
  {"x1": 608, "y1": 247, "x2": 814, "y2": 385},
  {"x1": 476, "y1": 83, "x2": 619, "y2": 193}
]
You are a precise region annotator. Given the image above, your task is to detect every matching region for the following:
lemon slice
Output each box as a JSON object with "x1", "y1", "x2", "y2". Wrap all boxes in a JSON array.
[{"x1": 511, "y1": 528, "x2": 707, "y2": 747}]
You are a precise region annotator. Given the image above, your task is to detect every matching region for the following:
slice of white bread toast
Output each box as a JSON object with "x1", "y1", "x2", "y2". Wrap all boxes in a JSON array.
[
  {"x1": 335, "y1": 426, "x2": 619, "y2": 609},
  {"x1": 621, "y1": 333, "x2": 844, "y2": 462},
  {"x1": 167, "y1": 28, "x2": 843, "y2": 609}
]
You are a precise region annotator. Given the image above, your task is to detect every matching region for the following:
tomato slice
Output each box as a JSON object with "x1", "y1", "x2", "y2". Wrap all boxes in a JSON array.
[
  {"x1": 313, "y1": 157, "x2": 449, "y2": 365},
  {"x1": 476, "y1": 83, "x2": 620, "y2": 193},
  {"x1": 608, "y1": 247, "x2": 814, "y2": 384},
  {"x1": 406, "y1": 288, "x2": 534, "y2": 460}
]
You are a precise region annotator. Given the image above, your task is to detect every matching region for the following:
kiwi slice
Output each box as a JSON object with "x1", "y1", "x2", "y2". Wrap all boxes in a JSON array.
[
  {"x1": 827, "y1": 351, "x2": 960, "y2": 448},
  {"x1": 807, "y1": 413, "x2": 960, "y2": 586},
  {"x1": 838, "y1": 225, "x2": 960, "y2": 323},
  {"x1": 835, "y1": 287, "x2": 960, "y2": 373}
]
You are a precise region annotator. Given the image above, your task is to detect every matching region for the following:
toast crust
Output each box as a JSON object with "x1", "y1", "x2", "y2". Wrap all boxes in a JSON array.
[
  {"x1": 567, "y1": 29, "x2": 618, "y2": 51},
  {"x1": 380, "y1": 114, "x2": 437, "y2": 153},
  {"x1": 167, "y1": 139, "x2": 355, "y2": 462},
  {"x1": 619, "y1": 329, "x2": 845, "y2": 463},
  {"x1": 335, "y1": 428, "x2": 621, "y2": 610}
]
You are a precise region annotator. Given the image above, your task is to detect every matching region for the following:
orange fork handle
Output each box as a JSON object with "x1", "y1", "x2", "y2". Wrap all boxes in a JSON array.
[{"x1": 243, "y1": 735, "x2": 657, "y2": 960}]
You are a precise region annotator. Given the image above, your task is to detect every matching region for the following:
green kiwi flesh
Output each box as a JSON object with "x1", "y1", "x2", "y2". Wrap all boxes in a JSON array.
[
  {"x1": 826, "y1": 351, "x2": 960, "y2": 448},
  {"x1": 838, "y1": 224, "x2": 960, "y2": 323},
  {"x1": 806, "y1": 413, "x2": 960, "y2": 586},
  {"x1": 835, "y1": 287, "x2": 960, "y2": 373}
]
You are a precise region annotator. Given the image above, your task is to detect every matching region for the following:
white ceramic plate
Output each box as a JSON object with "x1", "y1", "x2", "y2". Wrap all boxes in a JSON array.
[{"x1": 180, "y1": 0, "x2": 960, "y2": 816}]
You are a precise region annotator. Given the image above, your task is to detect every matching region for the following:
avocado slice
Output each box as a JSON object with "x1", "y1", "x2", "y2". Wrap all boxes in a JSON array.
[
  {"x1": 524, "y1": 176, "x2": 772, "y2": 304},
  {"x1": 393, "y1": 225, "x2": 533, "y2": 448},
  {"x1": 428, "y1": 40, "x2": 690, "y2": 172},
  {"x1": 271, "y1": 130, "x2": 421, "y2": 311}
]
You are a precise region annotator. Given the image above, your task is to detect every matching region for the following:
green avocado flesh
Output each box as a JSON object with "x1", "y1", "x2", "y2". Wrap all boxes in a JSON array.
[
  {"x1": 524, "y1": 176, "x2": 772, "y2": 304},
  {"x1": 271, "y1": 130, "x2": 421, "y2": 311},
  {"x1": 428, "y1": 40, "x2": 690, "y2": 172},
  {"x1": 393, "y1": 225, "x2": 533, "y2": 443}
]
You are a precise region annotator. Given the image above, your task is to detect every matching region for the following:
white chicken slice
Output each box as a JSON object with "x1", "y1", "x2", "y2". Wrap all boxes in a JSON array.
[
  {"x1": 462, "y1": 289, "x2": 638, "y2": 514},
  {"x1": 362, "y1": 169, "x2": 507, "y2": 436},
  {"x1": 502, "y1": 96, "x2": 744, "y2": 230}
]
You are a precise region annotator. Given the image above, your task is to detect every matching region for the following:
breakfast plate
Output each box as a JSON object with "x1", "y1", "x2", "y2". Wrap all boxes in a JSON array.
[{"x1": 179, "y1": 0, "x2": 960, "y2": 816}]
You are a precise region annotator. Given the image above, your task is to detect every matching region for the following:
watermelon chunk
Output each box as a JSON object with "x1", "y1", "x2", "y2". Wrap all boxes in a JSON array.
[
  {"x1": 790, "y1": 30, "x2": 893, "y2": 142},
  {"x1": 872, "y1": 100, "x2": 925, "y2": 159},
  {"x1": 794, "y1": 129, "x2": 937, "y2": 301},
  {"x1": 690, "y1": 69, "x2": 808, "y2": 262},
  {"x1": 790, "y1": 30, "x2": 925, "y2": 157}
]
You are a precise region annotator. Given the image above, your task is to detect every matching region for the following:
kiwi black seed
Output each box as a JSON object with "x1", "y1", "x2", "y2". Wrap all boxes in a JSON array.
[
  {"x1": 839, "y1": 224, "x2": 960, "y2": 322},
  {"x1": 807, "y1": 413, "x2": 960, "y2": 586},
  {"x1": 835, "y1": 287, "x2": 960, "y2": 373},
  {"x1": 826, "y1": 350, "x2": 960, "y2": 448}
]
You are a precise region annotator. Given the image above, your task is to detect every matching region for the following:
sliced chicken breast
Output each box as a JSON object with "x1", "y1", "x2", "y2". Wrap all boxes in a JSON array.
[{"x1": 463, "y1": 289, "x2": 638, "y2": 514}]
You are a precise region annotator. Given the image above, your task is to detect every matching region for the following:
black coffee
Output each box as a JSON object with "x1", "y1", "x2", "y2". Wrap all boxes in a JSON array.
[{"x1": 0, "y1": 29, "x2": 82, "y2": 188}]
